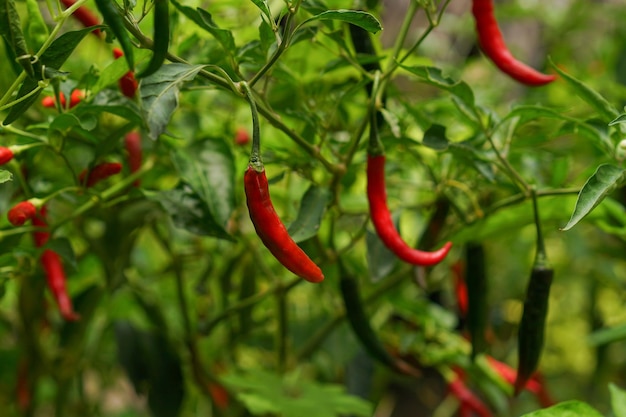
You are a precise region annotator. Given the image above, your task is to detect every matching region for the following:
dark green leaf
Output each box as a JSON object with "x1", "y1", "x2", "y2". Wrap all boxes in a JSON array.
[
  {"x1": 551, "y1": 63, "x2": 620, "y2": 123},
  {"x1": 47, "y1": 237, "x2": 77, "y2": 271},
  {"x1": 140, "y1": 63, "x2": 206, "y2": 139},
  {"x1": 0, "y1": 0, "x2": 33, "y2": 76},
  {"x1": 171, "y1": 0, "x2": 235, "y2": 53},
  {"x1": 303, "y1": 10, "x2": 381, "y2": 34},
  {"x1": 4, "y1": 27, "x2": 94, "y2": 124},
  {"x1": 287, "y1": 185, "x2": 331, "y2": 242},
  {"x1": 152, "y1": 183, "x2": 234, "y2": 240},
  {"x1": 171, "y1": 138, "x2": 235, "y2": 233},
  {"x1": 561, "y1": 164, "x2": 626, "y2": 231},
  {"x1": 520, "y1": 400, "x2": 603, "y2": 417},
  {"x1": 422, "y1": 124, "x2": 449, "y2": 150},
  {"x1": 366, "y1": 226, "x2": 397, "y2": 283}
]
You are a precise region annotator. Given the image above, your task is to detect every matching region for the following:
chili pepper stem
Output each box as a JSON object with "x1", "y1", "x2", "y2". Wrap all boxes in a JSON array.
[
  {"x1": 239, "y1": 82, "x2": 263, "y2": 172},
  {"x1": 531, "y1": 187, "x2": 548, "y2": 266}
]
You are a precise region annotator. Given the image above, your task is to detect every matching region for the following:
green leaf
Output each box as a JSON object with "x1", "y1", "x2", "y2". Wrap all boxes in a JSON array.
[
  {"x1": 47, "y1": 237, "x2": 77, "y2": 271},
  {"x1": 24, "y1": 0, "x2": 49, "y2": 52},
  {"x1": 152, "y1": 183, "x2": 234, "y2": 240},
  {"x1": 4, "y1": 27, "x2": 94, "y2": 125},
  {"x1": 610, "y1": 383, "x2": 626, "y2": 417},
  {"x1": 609, "y1": 114, "x2": 626, "y2": 127},
  {"x1": 171, "y1": 0, "x2": 236, "y2": 54},
  {"x1": 422, "y1": 124, "x2": 449, "y2": 151},
  {"x1": 400, "y1": 65, "x2": 476, "y2": 114},
  {"x1": 171, "y1": 138, "x2": 236, "y2": 234},
  {"x1": 366, "y1": 226, "x2": 397, "y2": 283},
  {"x1": 140, "y1": 63, "x2": 206, "y2": 139},
  {"x1": 561, "y1": 164, "x2": 626, "y2": 231},
  {"x1": 0, "y1": 170, "x2": 12, "y2": 184},
  {"x1": 551, "y1": 63, "x2": 620, "y2": 123},
  {"x1": 93, "y1": 48, "x2": 151, "y2": 95},
  {"x1": 249, "y1": 0, "x2": 272, "y2": 21},
  {"x1": 302, "y1": 10, "x2": 382, "y2": 34},
  {"x1": 0, "y1": 0, "x2": 33, "y2": 76},
  {"x1": 588, "y1": 324, "x2": 626, "y2": 347},
  {"x1": 520, "y1": 400, "x2": 603, "y2": 417},
  {"x1": 287, "y1": 185, "x2": 331, "y2": 243}
]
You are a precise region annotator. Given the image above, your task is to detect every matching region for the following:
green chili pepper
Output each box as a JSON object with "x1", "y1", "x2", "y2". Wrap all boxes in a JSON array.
[
  {"x1": 466, "y1": 242, "x2": 488, "y2": 360},
  {"x1": 24, "y1": 0, "x2": 49, "y2": 52},
  {"x1": 514, "y1": 190, "x2": 554, "y2": 395},
  {"x1": 94, "y1": 0, "x2": 134, "y2": 70},
  {"x1": 136, "y1": 0, "x2": 169, "y2": 78}
]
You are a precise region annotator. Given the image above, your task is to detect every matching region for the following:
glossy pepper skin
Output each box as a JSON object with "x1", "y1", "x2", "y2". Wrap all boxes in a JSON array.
[
  {"x1": 60, "y1": 0, "x2": 101, "y2": 36},
  {"x1": 471, "y1": 0, "x2": 556, "y2": 86},
  {"x1": 79, "y1": 162, "x2": 122, "y2": 187},
  {"x1": 8, "y1": 201, "x2": 37, "y2": 226},
  {"x1": 366, "y1": 155, "x2": 452, "y2": 266},
  {"x1": 514, "y1": 265, "x2": 553, "y2": 395},
  {"x1": 40, "y1": 250, "x2": 80, "y2": 321},
  {"x1": 244, "y1": 166, "x2": 324, "y2": 283},
  {"x1": 113, "y1": 48, "x2": 138, "y2": 98}
]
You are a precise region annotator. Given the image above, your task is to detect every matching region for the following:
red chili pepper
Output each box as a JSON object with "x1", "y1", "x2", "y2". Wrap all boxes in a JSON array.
[
  {"x1": 32, "y1": 206, "x2": 50, "y2": 247},
  {"x1": 452, "y1": 260, "x2": 469, "y2": 317},
  {"x1": 124, "y1": 131, "x2": 142, "y2": 186},
  {"x1": 113, "y1": 48, "x2": 138, "y2": 98},
  {"x1": 40, "y1": 250, "x2": 80, "y2": 321},
  {"x1": 0, "y1": 147, "x2": 14, "y2": 165},
  {"x1": 234, "y1": 127, "x2": 251, "y2": 146},
  {"x1": 60, "y1": 0, "x2": 101, "y2": 36},
  {"x1": 244, "y1": 166, "x2": 324, "y2": 283},
  {"x1": 367, "y1": 155, "x2": 452, "y2": 266},
  {"x1": 208, "y1": 382, "x2": 229, "y2": 410},
  {"x1": 471, "y1": 0, "x2": 556, "y2": 86},
  {"x1": 79, "y1": 162, "x2": 123, "y2": 187},
  {"x1": 448, "y1": 374, "x2": 493, "y2": 417},
  {"x1": 8, "y1": 201, "x2": 38, "y2": 226},
  {"x1": 485, "y1": 356, "x2": 553, "y2": 407},
  {"x1": 41, "y1": 90, "x2": 84, "y2": 109}
]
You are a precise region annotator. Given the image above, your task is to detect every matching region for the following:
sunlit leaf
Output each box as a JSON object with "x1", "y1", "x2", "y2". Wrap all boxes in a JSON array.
[{"x1": 520, "y1": 400, "x2": 603, "y2": 417}]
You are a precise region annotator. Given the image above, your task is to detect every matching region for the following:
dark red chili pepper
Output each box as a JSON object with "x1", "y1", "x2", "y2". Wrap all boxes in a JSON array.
[
  {"x1": 40, "y1": 250, "x2": 80, "y2": 321},
  {"x1": 0, "y1": 147, "x2": 14, "y2": 165},
  {"x1": 60, "y1": 0, "x2": 102, "y2": 36},
  {"x1": 32, "y1": 206, "x2": 50, "y2": 247},
  {"x1": 448, "y1": 373, "x2": 492, "y2": 417},
  {"x1": 124, "y1": 131, "x2": 142, "y2": 186},
  {"x1": 244, "y1": 166, "x2": 324, "y2": 283},
  {"x1": 471, "y1": 0, "x2": 556, "y2": 86},
  {"x1": 208, "y1": 382, "x2": 229, "y2": 410},
  {"x1": 367, "y1": 154, "x2": 452, "y2": 266},
  {"x1": 8, "y1": 201, "x2": 37, "y2": 226},
  {"x1": 466, "y1": 242, "x2": 488, "y2": 359},
  {"x1": 113, "y1": 48, "x2": 138, "y2": 98},
  {"x1": 485, "y1": 356, "x2": 553, "y2": 406},
  {"x1": 452, "y1": 260, "x2": 469, "y2": 318},
  {"x1": 79, "y1": 162, "x2": 122, "y2": 187}
]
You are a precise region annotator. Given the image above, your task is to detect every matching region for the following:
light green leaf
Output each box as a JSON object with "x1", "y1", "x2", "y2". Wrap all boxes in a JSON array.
[
  {"x1": 521, "y1": 400, "x2": 603, "y2": 417},
  {"x1": 610, "y1": 383, "x2": 626, "y2": 417},
  {"x1": 588, "y1": 324, "x2": 626, "y2": 347},
  {"x1": 561, "y1": 164, "x2": 626, "y2": 231},
  {"x1": 0, "y1": 170, "x2": 13, "y2": 184},
  {"x1": 249, "y1": 0, "x2": 272, "y2": 21}
]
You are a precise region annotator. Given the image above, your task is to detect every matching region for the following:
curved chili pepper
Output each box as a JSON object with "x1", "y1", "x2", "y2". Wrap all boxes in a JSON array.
[
  {"x1": 486, "y1": 356, "x2": 553, "y2": 406},
  {"x1": 79, "y1": 161, "x2": 122, "y2": 187},
  {"x1": 60, "y1": 0, "x2": 102, "y2": 36},
  {"x1": 471, "y1": 0, "x2": 556, "y2": 86},
  {"x1": 8, "y1": 201, "x2": 37, "y2": 226},
  {"x1": 95, "y1": 0, "x2": 134, "y2": 69},
  {"x1": 136, "y1": 0, "x2": 169, "y2": 78},
  {"x1": 366, "y1": 155, "x2": 452, "y2": 266},
  {"x1": 124, "y1": 131, "x2": 142, "y2": 186},
  {"x1": 448, "y1": 373, "x2": 493, "y2": 417},
  {"x1": 244, "y1": 166, "x2": 324, "y2": 283},
  {"x1": 0, "y1": 147, "x2": 15, "y2": 165}
]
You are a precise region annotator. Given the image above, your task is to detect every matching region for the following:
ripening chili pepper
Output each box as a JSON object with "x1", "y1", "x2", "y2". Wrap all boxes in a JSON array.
[
  {"x1": 60, "y1": 0, "x2": 102, "y2": 36},
  {"x1": 113, "y1": 48, "x2": 138, "y2": 98},
  {"x1": 32, "y1": 206, "x2": 50, "y2": 247},
  {"x1": 8, "y1": 201, "x2": 38, "y2": 226},
  {"x1": 40, "y1": 249, "x2": 80, "y2": 321},
  {"x1": 244, "y1": 166, "x2": 324, "y2": 283},
  {"x1": 367, "y1": 154, "x2": 452, "y2": 266},
  {"x1": 471, "y1": 0, "x2": 556, "y2": 86},
  {"x1": 79, "y1": 162, "x2": 122, "y2": 187},
  {"x1": 95, "y1": 0, "x2": 134, "y2": 69},
  {"x1": 448, "y1": 372, "x2": 493, "y2": 417},
  {"x1": 0, "y1": 147, "x2": 14, "y2": 165},
  {"x1": 514, "y1": 190, "x2": 553, "y2": 395},
  {"x1": 136, "y1": 0, "x2": 169, "y2": 78},
  {"x1": 41, "y1": 90, "x2": 84, "y2": 109},
  {"x1": 466, "y1": 243, "x2": 488, "y2": 359},
  {"x1": 124, "y1": 131, "x2": 142, "y2": 186}
]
